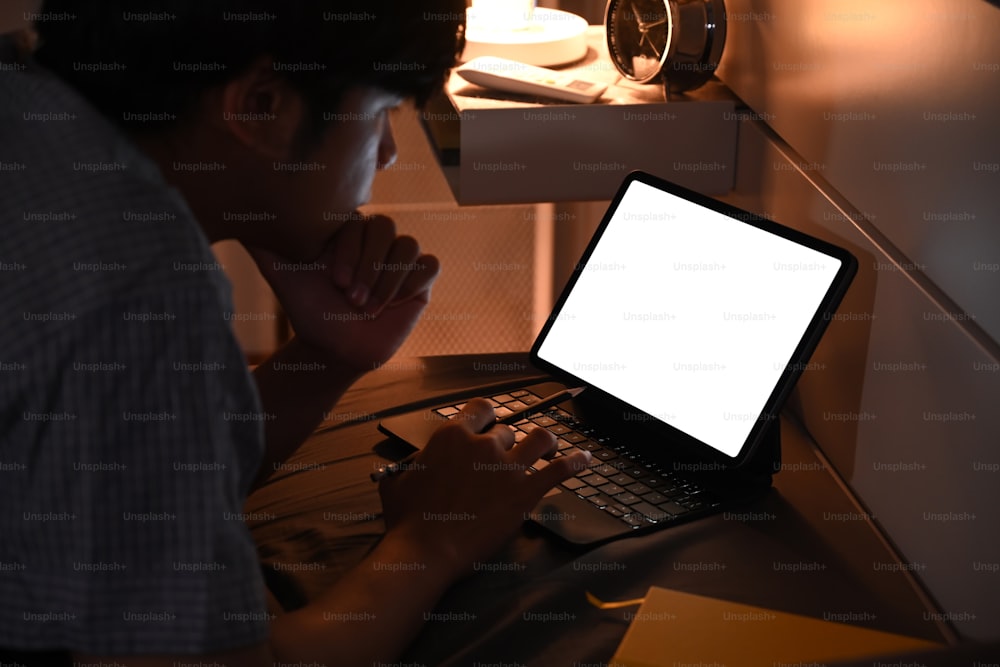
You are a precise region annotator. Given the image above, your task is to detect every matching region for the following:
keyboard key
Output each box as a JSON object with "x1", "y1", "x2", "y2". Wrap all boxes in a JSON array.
[
  {"x1": 513, "y1": 431, "x2": 527, "y2": 443},
  {"x1": 510, "y1": 390, "x2": 530, "y2": 398},
  {"x1": 621, "y1": 513, "x2": 648, "y2": 527},
  {"x1": 612, "y1": 492, "x2": 642, "y2": 506},
  {"x1": 632, "y1": 502, "x2": 671, "y2": 522},
  {"x1": 556, "y1": 439, "x2": 575, "y2": 451},
  {"x1": 656, "y1": 501, "x2": 691, "y2": 516},
  {"x1": 579, "y1": 474, "x2": 608, "y2": 487},
  {"x1": 593, "y1": 463, "x2": 620, "y2": 477},
  {"x1": 493, "y1": 394, "x2": 514, "y2": 403},
  {"x1": 530, "y1": 458, "x2": 550, "y2": 471},
  {"x1": 532, "y1": 415, "x2": 557, "y2": 427},
  {"x1": 580, "y1": 440, "x2": 602, "y2": 452},
  {"x1": 593, "y1": 450, "x2": 618, "y2": 461},
  {"x1": 562, "y1": 432, "x2": 587, "y2": 444},
  {"x1": 596, "y1": 483, "x2": 625, "y2": 496},
  {"x1": 576, "y1": 486, "x2": 599, "y2": 498},
  {"x1": 624, "y1": 483, "x2": 651, "y2": 496},
  {"x1": 561, "y1": 477, "x2": 586, "y2": 490},
  {"x1": 548, "y1": 424, "x2": 571, "y2": 435},
  {"x1": 605, "y1": 507, "x2": 625, "y2": 517},
  {"x1": 609, "y1": 473, "x2": 635, "y2": 486},
  {"x1": 587, "y1": 494, "x2": 613, "y2": 508},
  {"x1": 494, "y1": 406, "x2": 513, "y2": 418},
  {"x1": 506, "y1": 400, "x2": 528, "y2": 411},
  {"x1": 643, "y1": 492, "x2": 668, "y2": 505}
]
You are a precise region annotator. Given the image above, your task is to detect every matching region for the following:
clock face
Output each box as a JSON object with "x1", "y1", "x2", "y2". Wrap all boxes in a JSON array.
[{"x1": 606, "y1": 0, "x2": 673, "y2": 83}]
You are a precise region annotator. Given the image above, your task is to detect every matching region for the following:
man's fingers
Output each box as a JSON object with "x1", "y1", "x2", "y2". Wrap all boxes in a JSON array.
[
  {"x1": 528, "y1": 448, "x2": 592, "y2": 495},
  {"x1": 350, "y1": 216, "x2": 396, "y2": 307},
  {"x1": 451, "y1": 397, "x2": 496, "y2": 434},
  {"x1": 366, "y1": 235, "x2": 421, "y2": 312},
  {"x1": 320, "y1": 214, "x2": 439, "y2": 313},
  {"x1": 480, "y1": 424, "x2": 517, "y2": 452},
  {"x1": 327, "y1": 217, "x2": 365, "y2": 290},
  {"x1": 509, "y1": 427, "x2": 557, "y2": 465},
  {"x1": 391, "y1": 254, "x2": 440, "y2": 304}
]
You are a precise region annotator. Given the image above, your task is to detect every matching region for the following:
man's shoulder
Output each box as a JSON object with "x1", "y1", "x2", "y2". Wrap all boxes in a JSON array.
[{"x1": 0, "y1": 61, "x2": 230, "y2": 329}]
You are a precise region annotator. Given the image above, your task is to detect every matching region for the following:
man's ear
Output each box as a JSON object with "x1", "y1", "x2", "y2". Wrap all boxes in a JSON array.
[{"x1": 218, "y1": 56, "x2": 305, "y2": 159}]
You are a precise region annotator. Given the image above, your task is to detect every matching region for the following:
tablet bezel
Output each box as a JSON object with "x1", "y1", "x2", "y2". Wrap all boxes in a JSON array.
[{"x1": 529, "y1": 171, "x2": 858, "y2": 469}]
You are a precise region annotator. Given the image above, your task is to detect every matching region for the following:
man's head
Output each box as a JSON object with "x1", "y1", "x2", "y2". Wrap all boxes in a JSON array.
[
  {"x1": 32, "y1": 0, "x2": 466, "y2": 259},
  {"x1": 34, "y1": 0, "x2": 465, "y2": 141}
]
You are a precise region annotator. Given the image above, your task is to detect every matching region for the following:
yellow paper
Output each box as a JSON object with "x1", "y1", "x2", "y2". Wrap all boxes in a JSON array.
[{"x1": 610, "y1": 587, "x2": 942, "y2": 667}]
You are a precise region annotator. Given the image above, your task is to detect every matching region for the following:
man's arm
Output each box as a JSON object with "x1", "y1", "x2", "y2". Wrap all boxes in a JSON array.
[
  {"x1": 238, "y1": 215, "x2": 594, "y2": 663},
  {"x1": 73, "y1": 536, "x2": 453, "y2": 667},
  {"x1": 76, "y1": 402, "x2": 591, "y2": 667},
  {"x1": 246, "y1": 214, "x2": 440, "y2": 487},
  {"x1": 74, "y1": 538, "x2": 448, "y2": 666},
  {"x1": 250, "y1": 336, "x2": 362, "y2": 488}
]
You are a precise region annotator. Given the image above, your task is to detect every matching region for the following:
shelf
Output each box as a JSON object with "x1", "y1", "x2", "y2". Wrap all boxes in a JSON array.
[{"x1": 422, "y1": 27, "x2": 739, "y2": 205}]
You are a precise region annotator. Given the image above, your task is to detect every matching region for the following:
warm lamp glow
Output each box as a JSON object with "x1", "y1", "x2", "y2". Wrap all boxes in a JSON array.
[
  {"x1": 464, "y1": 2, "x2": 589, "y2": 67},
  {"x1": 469, "y1": 0, "x2": 535, "y2": 30}
]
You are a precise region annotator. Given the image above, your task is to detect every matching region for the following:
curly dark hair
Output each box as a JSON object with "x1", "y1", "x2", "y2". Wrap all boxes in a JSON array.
[{"x1": 33, "y1": 0, "x2": 466, "y2": 139}]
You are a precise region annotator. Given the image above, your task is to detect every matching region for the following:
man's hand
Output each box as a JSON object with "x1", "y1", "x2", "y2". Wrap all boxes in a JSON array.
[
  {"x1": 268, "y1": 407, "x2": 590, "y2": 667},
  {"x1": 378, "y1": 399, "x2": 593, "y2": 573},
  {"x1": 247, "y1": 213, "x2": 440, "y2": 372}
]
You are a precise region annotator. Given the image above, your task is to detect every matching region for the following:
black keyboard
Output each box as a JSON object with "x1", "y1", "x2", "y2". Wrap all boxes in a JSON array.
[{"x1": 434, "y1": 389, "x2": 722, "y2": 530}]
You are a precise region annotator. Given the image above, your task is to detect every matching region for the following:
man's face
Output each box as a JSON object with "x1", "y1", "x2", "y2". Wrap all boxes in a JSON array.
[
  {"x1": 310, "y1": 86, "x2": 402, "y2": 212},
  {"x1": 256, "y1": 85, "x2": 403, "y2": 260}
]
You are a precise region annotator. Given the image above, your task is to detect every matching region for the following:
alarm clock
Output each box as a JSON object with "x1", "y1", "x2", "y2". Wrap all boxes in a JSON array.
[{"x1": 605, "y1": 0, "x2": 727, "y2": 93}]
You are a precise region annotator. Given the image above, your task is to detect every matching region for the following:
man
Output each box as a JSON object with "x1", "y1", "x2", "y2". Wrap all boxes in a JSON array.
[{"x1": 0, "y1": 2, "x2": 591, "y2": 665}]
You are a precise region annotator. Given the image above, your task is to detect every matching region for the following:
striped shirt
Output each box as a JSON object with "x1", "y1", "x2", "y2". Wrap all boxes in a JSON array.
[{"x1": 0, "y1": 38, "x2": 270, "y2": 655}]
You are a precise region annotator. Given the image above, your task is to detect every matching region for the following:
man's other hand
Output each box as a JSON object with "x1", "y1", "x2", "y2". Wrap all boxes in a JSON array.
[{"x1": 247, "y1": 213, "x2": 440, "y2": 372}]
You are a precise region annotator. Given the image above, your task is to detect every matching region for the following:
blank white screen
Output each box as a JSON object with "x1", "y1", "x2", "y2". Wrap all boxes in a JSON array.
[{"x1": 536, "y1": 180, "x2": 842, "y2": 457}]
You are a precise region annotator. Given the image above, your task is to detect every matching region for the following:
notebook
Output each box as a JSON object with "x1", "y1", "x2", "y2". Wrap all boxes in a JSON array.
[
  {"x1": 609, "y1": 587, "x2": 942, "y2": 667},
  {"x1": 379, "y1": 171, "x2": 857, "y2": 545}
]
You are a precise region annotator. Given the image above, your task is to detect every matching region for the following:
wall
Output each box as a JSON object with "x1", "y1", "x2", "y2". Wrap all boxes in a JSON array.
[
  {"x1": 713, "y1": 0, "x2": 1000, "y2": 641},
  {"x1": 363, "y1": 103, "x2": 550, "y2": 359},
  {"x1": 716, "y1": 0, "x2": 1000, "y2": 338}
]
